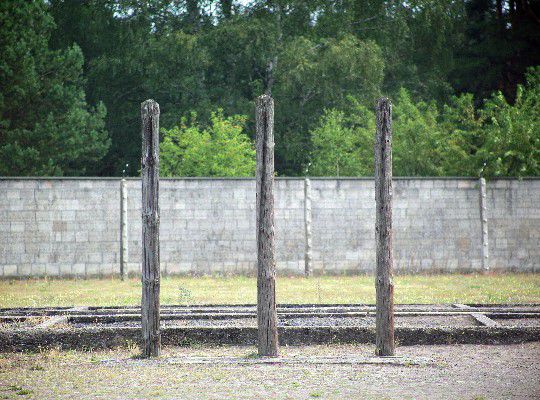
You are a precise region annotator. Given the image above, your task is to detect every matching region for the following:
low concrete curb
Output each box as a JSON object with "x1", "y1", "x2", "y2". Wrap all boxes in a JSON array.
[
  {"x1": 2, "y1": 304, "x2": 538, "y2": 352},
  {"x1": 1, "y1": 325, "x2": 539, "y2": 352}
]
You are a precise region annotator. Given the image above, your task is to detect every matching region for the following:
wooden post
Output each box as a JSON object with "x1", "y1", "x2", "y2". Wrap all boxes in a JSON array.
[
  {"x1": 255, "y1": 94, "x2": 279, "y2": 357},
  {"x1": 141, "y1": 99, "x2": 161, "y2": 358},
  {"x1": 120, "y1": 178, "x2": 128, "y2": 280},
  {"x1": 479, "y1": 177, "x2": 489, "y2": 272},
  {"x1": 304, "y1": 178, "x2": 313, "y2": 277},
  {"x1": 374, "y1": 98, "x2": 395, "y2": 357}
]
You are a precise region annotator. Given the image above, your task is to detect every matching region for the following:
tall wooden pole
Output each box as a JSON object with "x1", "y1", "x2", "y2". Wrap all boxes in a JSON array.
[
  {"x1": 120, "y1": 178, "x2": 128, "y2": 280},
  {"x1": 255, "y1": 94, "x2": 279, "y2": 357},
  {"x1": 141, "y1": 99, "x2": 161, "y2": 358},
  {"x1": 374, "y1": 98, "x2": 395, "y2": 357}
]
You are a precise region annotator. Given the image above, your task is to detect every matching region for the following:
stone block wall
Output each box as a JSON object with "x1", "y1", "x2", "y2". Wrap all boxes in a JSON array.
[{"x1": 0, "y1": 177, "x2": 538, "y2": 277}]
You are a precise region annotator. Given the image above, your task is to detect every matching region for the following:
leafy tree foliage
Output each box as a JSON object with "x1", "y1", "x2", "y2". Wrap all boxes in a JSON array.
[
  {"x1": 309, "y1": 69, "x2": 540, "y2": 178},
  {"x1": 275, "y1": 35, "x2": 384, "y2": 174},
  {"x1": 1, "y1": 0, "x2": 538, "y2": 177},
  {"x1": 0, "y1": 0, "x2": 109, "y2": 176},
  {"x1": 438, "y1": 94, "x2": 483, "y2": 176},
  {"x1": 454, "y1": 0, "x2": 540, "y2": 102},
  {"x1": 310, "y1": 90, "x2": 450, "y2": 177},
  {"x1": 309, "y1": 100, "x2": 374, "y2": 176},
  {"x1": 160, "y1": 111, "x2": 255, "y2": 177},
  {"x1": 392, "y1": 89, "x2": 445, "y2": 176},
  {"x1": 478, "y1": 67, "x2": 540, "y2": 177}
]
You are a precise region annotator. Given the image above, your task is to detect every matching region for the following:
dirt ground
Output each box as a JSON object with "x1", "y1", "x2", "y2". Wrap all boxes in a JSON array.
[{"x1": 0, "y1": 343, "x2": 539, "y2": 399}]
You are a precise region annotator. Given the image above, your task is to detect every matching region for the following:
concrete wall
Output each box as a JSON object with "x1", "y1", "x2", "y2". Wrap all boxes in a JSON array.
[{"x1": 0, "y1": 178, "x2": 538, "y2": 277}]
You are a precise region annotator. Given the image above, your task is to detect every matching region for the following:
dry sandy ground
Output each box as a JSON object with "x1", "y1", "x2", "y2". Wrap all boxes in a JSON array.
[{"x1": 0, "y1": 343, "x2": 539, "y2": 399}]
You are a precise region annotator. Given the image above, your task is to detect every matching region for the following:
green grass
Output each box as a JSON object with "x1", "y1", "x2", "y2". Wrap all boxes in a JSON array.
[{"x1": 0, "y1": 273, "x2": 538, "y2": 307}]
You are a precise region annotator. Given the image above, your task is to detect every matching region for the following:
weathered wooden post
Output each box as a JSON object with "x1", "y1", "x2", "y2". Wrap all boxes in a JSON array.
[
  {"x1": 304, "y1": 178, "x2": 313, "y2": 277},
  {"x1": 120, "y1": 178, "x2": 128, "y2": 280},
  {"x1": 255, "y1": 94, "x2": 279, "y2": 357},
  {"x1": 374, "y1": 98, "x2": 395, "y2": 357},
  {"x1": 479, "y1": 177, "x2": 489, "y2": 272},
  {"x1": 141, "y1": 99, "x2": 161, "y2": 358}
]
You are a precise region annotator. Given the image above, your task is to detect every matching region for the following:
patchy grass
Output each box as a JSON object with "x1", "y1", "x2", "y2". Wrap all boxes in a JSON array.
[
  {"x1": 0, "y1": 273, "x2": 538, "y2": 307},
  {"x1": 0, "y1": 344, "x2": 538, "y2": 399}
]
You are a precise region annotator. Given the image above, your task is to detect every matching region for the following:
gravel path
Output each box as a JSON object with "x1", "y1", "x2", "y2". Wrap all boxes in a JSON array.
[
  {"x1": 67, "y1": 314, "x2": 501, "y2": 328},
  {"x1": 497, "y1": 318, "x2": 540, "y2": 327},
  {"x1": 1, "y1": 343, "x2": 538, "y2": 399}
]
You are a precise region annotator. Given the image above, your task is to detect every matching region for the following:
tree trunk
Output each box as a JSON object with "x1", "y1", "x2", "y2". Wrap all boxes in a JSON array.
[
  {"x1": 374, "y1": 98, "x2": 395, "y2": 357},
  {"x1": 141, "y1": 99, "x2": 161, "y2": 358},
  {"x1": 255, "y1": 94, "x2": 279, "y2": 357}
]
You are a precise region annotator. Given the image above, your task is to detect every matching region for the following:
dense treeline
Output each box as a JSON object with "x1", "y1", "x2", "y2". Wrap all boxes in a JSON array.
[{"x1": 0, "y1": 0, "x2": 538, "y2": 177}]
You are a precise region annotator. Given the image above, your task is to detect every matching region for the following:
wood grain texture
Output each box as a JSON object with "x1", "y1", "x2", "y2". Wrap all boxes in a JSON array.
[
  {"x1": 255, "y1": 94, "x2": 279, "y2": 357},
  {"x1": 141, "y1": 99, "x2": 161, "y2": 358},
  {"x1": 374, "y1": 98, "x2": 395, "y2": 356}
]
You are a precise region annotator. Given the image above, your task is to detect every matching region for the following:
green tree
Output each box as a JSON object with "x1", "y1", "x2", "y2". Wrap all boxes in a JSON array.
[
  {"x1": 439, "y1": 93, "x2": 484, "y2": 176},
  {"x1": 160, "y1": 110, "x2": 255, "y2": 177},
  {"x1": 309, "y1": 100, "x2": 374, "y2": 176},
  {"x1": 453, "y1": 0, "x2": 540, "y2": 102},
  {"x1": 0, "y1": 0, "x2": 109, "y2": 176},
  {"x1": 314, "y1": 0, "x2": 464, "y2": 103},
  {"x1": 35, "y1": 0, "x2": 540, "y2": 177},
  {"x1": 87, "y1": 29, "x2": 211, "y2": 175},
  {"x1": 276, "y1": 34, "x2": 384, "y2": 174},
  {"x1": 392, "y1": 89, "x2": 445, "y2": 176},
  {"x1": 478, "y1": 67, "x2": 540, "y2": 177},
  {"x1": 309, "y1": 89, "x2": 476, "y2": 177}
]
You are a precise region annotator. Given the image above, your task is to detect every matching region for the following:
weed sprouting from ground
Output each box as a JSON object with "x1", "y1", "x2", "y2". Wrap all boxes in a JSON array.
[
  {"x1": 177, "y1": 286, "x2": 194, "y2": 304},
  {"x1": 125, "y1": 340, "x2": 139, "y2": 356},
  {"x1": 177, "y1": 336, "x2": 202, "y2": 348},
  {"x1": 6, "y1": 386, "x2": 32, "y2": 396}
]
